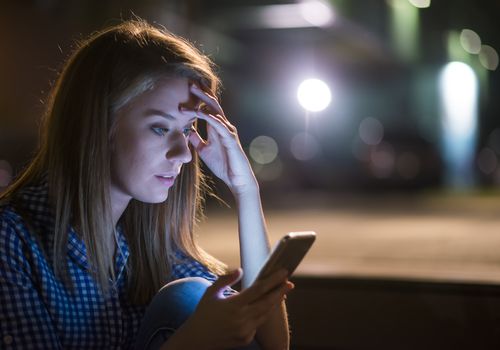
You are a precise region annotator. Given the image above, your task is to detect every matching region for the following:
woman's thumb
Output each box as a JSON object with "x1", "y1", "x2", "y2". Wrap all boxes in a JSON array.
[{"x1": 207, "y1": 268, "x2": 242, "y2": 298}]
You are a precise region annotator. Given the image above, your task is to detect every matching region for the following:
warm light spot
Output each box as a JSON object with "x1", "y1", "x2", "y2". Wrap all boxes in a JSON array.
[{"x1": 297, "y1": 79, "x2": 332, "y2": 112}]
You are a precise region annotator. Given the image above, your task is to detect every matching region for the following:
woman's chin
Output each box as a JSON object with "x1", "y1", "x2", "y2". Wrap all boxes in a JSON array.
[{"x1": 135, "y1": 191, "x2": 169, "y2": 204}]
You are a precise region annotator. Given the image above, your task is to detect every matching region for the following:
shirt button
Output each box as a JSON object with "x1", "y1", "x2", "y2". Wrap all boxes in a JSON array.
[{"x1": 3, "y1": 335, "x2": 13, "y2": 345}]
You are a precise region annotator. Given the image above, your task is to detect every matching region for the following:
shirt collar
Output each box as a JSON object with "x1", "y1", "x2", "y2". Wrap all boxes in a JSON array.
[{"x1": 67, "y1": 226, "x2": 130, "y2": 279}]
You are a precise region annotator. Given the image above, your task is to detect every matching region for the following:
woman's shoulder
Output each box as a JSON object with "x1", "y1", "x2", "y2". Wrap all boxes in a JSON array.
[
  {"x1": 0, "y1": 201, "x2": 34, "y2": 258},
  {"x1": 0, "y1": 181, "x2": 52, "y2": 244},
  {"x1": 171, "y1": 250, "x2": 218, "y2": 282},
  {"x1": 0, "y1": 197, "x2": 27, "y2": 234}
]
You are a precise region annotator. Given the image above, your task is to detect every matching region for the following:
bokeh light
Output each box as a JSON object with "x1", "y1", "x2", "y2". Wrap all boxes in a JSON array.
[
  {"x1": 407, "y1": 0, "x2": 431, "y2": 9},
  {"x1": 297, "y1": 78, "x2": 332, "y2": 112},
  {"x1": 479, "y1": 45, "x2": 499, "y2": 71},
  {"x1": 359, "y1": 117, "x2": 384, "y2": 146},
  {"x1": 459, "y1": 29, "x2": 481, "y2": 54},
  {"x1": 370, "y1": 142, "x2": 396, "y2": 178},
  {"x1": 299, "y1": 0, "x2": 334, "y2": 27},
  {"x1": 290, "y1": 132, "x2": 320, "y2": 161},
  {"x1": 439, "y1": 61, "x2": 478, "y2": 188},
  {"x1": 249, "y1": 135, "x2": 279, "y2": 165},
  {"x1": 252, "y1": 157, "x2": 283, "y2": 182},
  {"x1": 351, "y1": 138, "x2": 370, "y2": 162},
  {"x1": 439, "y1": 62, "x2": 477, "y2": 137}
]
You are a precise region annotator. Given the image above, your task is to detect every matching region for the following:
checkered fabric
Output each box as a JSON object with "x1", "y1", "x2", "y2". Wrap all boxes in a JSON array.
[{"x1": 0, "y1": 181, "x2": 221, "y2": 349}]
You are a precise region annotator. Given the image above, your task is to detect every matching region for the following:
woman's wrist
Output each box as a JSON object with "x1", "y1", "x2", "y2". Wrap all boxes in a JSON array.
[{"x1": 230, "y1": 179, "x2": 260, "y2": 201}]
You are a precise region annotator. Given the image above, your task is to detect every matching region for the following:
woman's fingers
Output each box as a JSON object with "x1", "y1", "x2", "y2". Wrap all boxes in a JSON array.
[
  {"x1": 188, "y1": 129, "x2": 205, "y2": 151},
  {"x1": 238, "y1": 280, "x2": 291, "y2": 328},
  {"x1": 199, "y1": 111, "x2": 237, "y2": 137},
  {"x1": 205, "y1": 269, "x2": 243, "y2": 299},
  {"x1": 236, "y1": 269, "x2": 289, "y2": 305},
  {"x1": 190, "y1": 84, "x2": 225, "y2": 116},
  {"x1": 251, "y1": 281, "x2": 293, "y2": 308},
  {"x1": 248, "y1": 284, "x2": 289, "y2": 320},
  {"x1": 179, "y1": 107, "x2": 236, "y2": 139}
]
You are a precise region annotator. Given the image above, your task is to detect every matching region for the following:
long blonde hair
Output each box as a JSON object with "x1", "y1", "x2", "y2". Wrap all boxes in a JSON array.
[{"x1": 1, "y1": 20, "x2": 226, "y2": 304}]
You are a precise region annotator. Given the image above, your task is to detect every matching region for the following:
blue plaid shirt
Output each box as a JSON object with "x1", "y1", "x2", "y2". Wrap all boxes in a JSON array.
[{"x1": 0, "y1": 182, "x2": 220, "y2": 349}]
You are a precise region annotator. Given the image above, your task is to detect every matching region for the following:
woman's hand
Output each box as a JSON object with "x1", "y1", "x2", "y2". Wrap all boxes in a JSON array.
[
  {"x1": 182, "y1": 84, "x2": 257, "y2": 196},
  {"x1": 165, "y1": 269, "x2": 293, "y2": 350}
]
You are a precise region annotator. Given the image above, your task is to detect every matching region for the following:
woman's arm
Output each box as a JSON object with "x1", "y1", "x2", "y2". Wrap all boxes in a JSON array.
[
  {"x1": 234, "y1": 187, "x2": 291, "y2": 350},
  {"x1": 187, "y1": 84, "x2": 291, "y2": 349},
  {"x1": 0, "y1": 217, "x2": 63, "y2": 349}
]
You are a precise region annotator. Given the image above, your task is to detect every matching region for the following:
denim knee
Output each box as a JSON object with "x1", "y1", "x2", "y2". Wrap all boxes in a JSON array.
[
  {"x1": 134, "y1": 277, "x2": 262, "y2": 350},
  {"x1": 156, "y1": 277, "x2": 211, "y2": 318},
  {"x1": 134, "y1": 277, "x2": 211, "y2": 350}
]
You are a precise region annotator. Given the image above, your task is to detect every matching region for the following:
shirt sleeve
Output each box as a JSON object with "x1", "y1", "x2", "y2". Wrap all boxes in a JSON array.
[{"x1": 0, "y1": 216, "x2": 63, "y2": 349}]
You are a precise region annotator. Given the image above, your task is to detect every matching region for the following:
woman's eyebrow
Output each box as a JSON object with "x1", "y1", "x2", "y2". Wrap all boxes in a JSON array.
[{"x1": 144, "y1": 108, "x2": 196, "y2": 123}]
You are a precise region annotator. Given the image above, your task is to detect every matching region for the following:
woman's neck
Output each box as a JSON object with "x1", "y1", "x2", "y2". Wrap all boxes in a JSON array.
[{"x1": 109, "y1": 187, "x2": 132, "y2": 227}]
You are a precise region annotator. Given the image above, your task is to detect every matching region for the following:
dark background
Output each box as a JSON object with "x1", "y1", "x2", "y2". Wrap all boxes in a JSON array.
[{"x1": 1, "y1": 0, "x2": 500, "y2": 196}]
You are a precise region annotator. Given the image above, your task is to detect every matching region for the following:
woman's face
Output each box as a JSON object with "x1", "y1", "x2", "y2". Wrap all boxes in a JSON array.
[{"x1": 110, "y1": 77, "x2": 197, "y2": 206}]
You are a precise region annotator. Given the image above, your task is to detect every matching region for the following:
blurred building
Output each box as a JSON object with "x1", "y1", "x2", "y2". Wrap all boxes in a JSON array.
[{"x1": 1, "y1": 0, "x2": 500, "y2": 194}]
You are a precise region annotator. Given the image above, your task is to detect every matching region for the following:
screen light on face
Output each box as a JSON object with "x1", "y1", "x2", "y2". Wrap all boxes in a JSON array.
[{"x1": 297, "y1": 78, "x2": 331, "y2": 112}]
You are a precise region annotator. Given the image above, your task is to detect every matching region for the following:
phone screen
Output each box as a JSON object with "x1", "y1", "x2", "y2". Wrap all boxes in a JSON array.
[{"x1": 252, "y1": 231, "x2": 316, "y2": 284}]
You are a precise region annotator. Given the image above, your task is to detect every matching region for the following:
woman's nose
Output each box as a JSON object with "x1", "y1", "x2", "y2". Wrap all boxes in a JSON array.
[{"x1": 166, "y1": 132, "x2": 192, "y2": 164}]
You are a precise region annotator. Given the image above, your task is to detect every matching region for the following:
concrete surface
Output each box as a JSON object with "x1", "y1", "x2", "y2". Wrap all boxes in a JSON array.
[{"x1": 196, "y1": 191, "x2": 500, "y2": 284}]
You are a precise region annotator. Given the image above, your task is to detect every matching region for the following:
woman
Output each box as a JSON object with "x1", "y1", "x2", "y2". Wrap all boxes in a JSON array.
[{"x1": 0, "y1": 20, "x2": 292, "y2": 349}]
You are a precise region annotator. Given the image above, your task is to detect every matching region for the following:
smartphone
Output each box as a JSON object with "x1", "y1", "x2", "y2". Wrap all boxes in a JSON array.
[{"x1": 251, "y1": 231, "x2": 316, "y2": 285}]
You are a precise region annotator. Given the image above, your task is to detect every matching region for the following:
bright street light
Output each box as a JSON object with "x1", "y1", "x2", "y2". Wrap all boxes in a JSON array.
[{"x1": 297, "y1": 78, "x2": 332, "y2": 112}]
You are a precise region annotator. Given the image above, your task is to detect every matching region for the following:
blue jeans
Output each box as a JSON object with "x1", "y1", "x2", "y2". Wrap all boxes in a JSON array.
[{"x1": 134, "y1": 277, "x2": 262, "y2": 350}]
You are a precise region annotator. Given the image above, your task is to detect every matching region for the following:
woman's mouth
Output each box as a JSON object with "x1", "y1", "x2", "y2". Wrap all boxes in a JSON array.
[{"x1": 155, "y1": 174, "x2": 176, "y2": 187}]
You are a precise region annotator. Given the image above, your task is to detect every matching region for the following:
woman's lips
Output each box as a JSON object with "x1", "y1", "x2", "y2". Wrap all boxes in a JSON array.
[{"x1": 155, "y1": 175, "x2": 176, "y2": 187}]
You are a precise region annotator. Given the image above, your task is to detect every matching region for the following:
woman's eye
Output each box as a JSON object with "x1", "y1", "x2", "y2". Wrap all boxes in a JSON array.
[
  {"x1": 152, "y1": 127, "x2": 169, "y2": 136},
  {"x1": 183, "y1": 126, "x2": 195, "y2": 137}
]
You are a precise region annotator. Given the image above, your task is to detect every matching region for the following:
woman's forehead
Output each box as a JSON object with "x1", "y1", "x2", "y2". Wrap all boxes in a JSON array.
[{"x1": 149, "y1": 77, "x2": 201, "y2": 109}]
